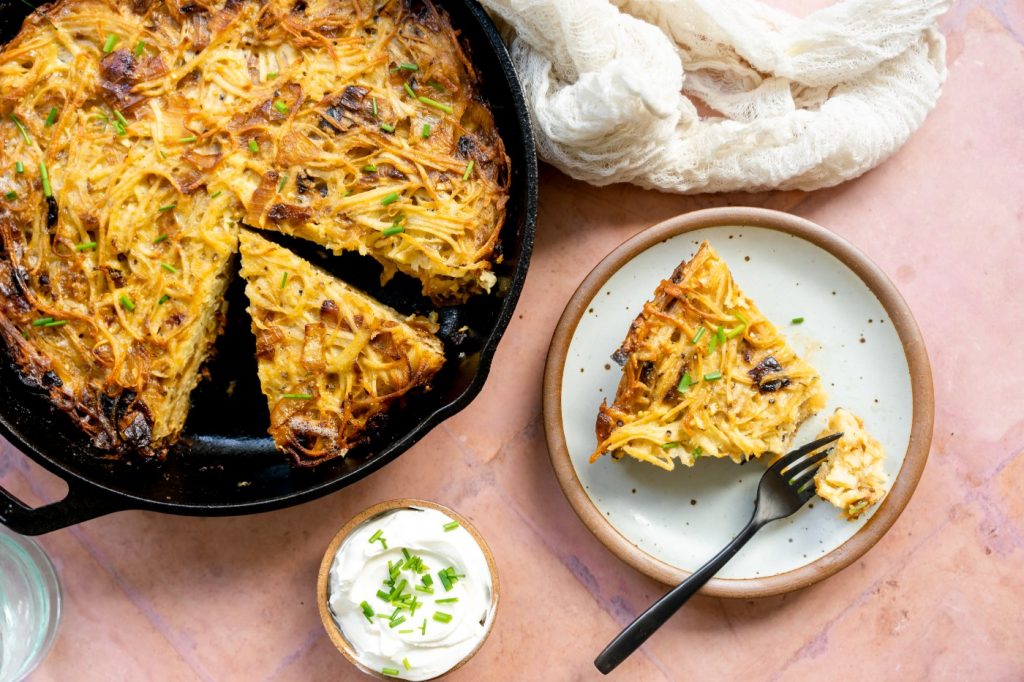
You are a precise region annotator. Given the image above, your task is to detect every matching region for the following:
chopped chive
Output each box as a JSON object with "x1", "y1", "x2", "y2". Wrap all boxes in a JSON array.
[
  {"x1": 434, "y1": 597, "x2": 458, "y2": 604},
  {"x1": 462, "y1": 160, "x2": 474, "y2": 181},
  {"x1": 3, "y1": 191, "x2": 16, "y2": 201},
  {"x1": 677, "y1": 372, "x2": 692, "y2": 393},
  {"x1": 418, "y1": 96, "x2": 453, "y2": 114},
  {"x1": 44, "y1": 106, "x2": 58, "y2": 127},
  {"x1": 691, "y1": 326, "x2": 706, "y2": 344},
  {"x1": 158, "y1": 294, "x2": 170, "y2": 305},
  {"x1": 398, "y1": 630, "x2": 413, "y2": 634},
  {"x1": 389, "y1": 616, "x2": 406, "y2": 629},
  {"x1": 266, "y1": 71, "x2": 278, "y2": 79},
  {"x1": 692, "y1": 446, "x2": 703, "y2": 460},
  {"x1": 75, "y1": 241, "x2": 98, "y2": 251},
  {"x1": 391, "y1": 578, "x2": 408, "y2": 598},
  {"x1": 10, "y1": 115, "x2": 32, "y2": 145},
  {"x1": 113, "y1": 120, "x2": 126, "y2": 136},
  {"x1": 210, "y1": 190, "x2": 222, "y2": 198},
  {"x1": 420, "y1": 619, "x2": 427, "y2": 635},
  {"x1": 153, "y1": 233, "x2": 168, "y2": 244},
  {"x1": 703, "y1": 371, "x2": 723, "y2": 381},
  {"x1": 377, "y1": 589, "x2": 392, "y2": 601},
  {"x1": 160, "y1": 262, "x2": 178, "y2": 274},
  {"x1": 39, "y1": 161, "x2": 52, "y2": 197},
  {"x1": 380, "y1": 191, "x2": 399, "y2": 206},
  {"x1": 443, "y1": 521, "x2": 459, "y2": 532},
  {"x1": 716, "y1": 325, "x2": 726, "y2": 345},
  {"x1": 707, "y1": 330, "x2": 720, "y2": 354},
  {"x1": 179, "y1": 135, "x2": 197, "y2": 143},
  {"x1": 363, "y1": 164, "x2": 377, "y2": 173},
  {"x1": 379, "y1": 122, "x2": 395, "y2": 133},
  {"x1": 791, "y1": 317, "x2": 805, "y2": 324},
  {"x1": 277, "y1": 174, "x2": 288, "y2": 192},
  {"x1": 382, "y1": 225, "x2": 404, "y2": 237},
  {"x1": 281, "y1": 393, "x2": 313, "y2": 400},
  {"x1": 119, "y1": 294, "x2": 135, "y2": 312},
  {"x1": 428, "y1": 79, "x2": 444, "y2": 92},
  {"x1": 734, "y1": 311, "x2": 749, "y2": 325},
  {"x1": 381, "y1": 669, "x2": 400, "y2": 677},
  {"x1": 403, "y1": 658, "x2": 411, "y2": 671},
  {"x1": 403, "y1": 82, "x2": 416, "y2": 98},
  {"x1": 369, "y1": 529, "x2": 383, "y2": 543},
  {"x1": 31, "y1": 317, "x2": 54, "y2": 327},
  {"x1": 102, "y1": 33, "x2": 119, "y2": 54},
  {"x1": 402, "y1": 548, "x2": 412, "y2": 561},
  {"x1": 421, "y1": 123, "x2": 431, "y2": 138},
  {"x1": 248, "y1": 139, "x2": 259, "y2": 153},
  {"x1": 438, "y1": 570, "x2": 452, "y2": 592},
  {"x1": 661, "y1": 442, "x2": 680, "y2": 450},
  {"x1": 725, "y1": 324, "x2": 745, "y2": 340},
  {"x1": 398, "y1": 62, "x2": 418, "y2": 71},
  {"x1": 15, "y1": 161, "x2": 24, "y2": 174},
  {"x1": 280, "y1": 272, "x2": 288, "y2": 289},
  {"x1": 113, "y1": 110, "x2": 129, "y2": 128},
  {"x1": 273, "y1": 100, "x2": 288, "y2": 114},
  {"x1": 134, "y1": 40, "x2": 145, "y2": 56},
  {"x1": 415, "y1": 585, "x2": 434, "y2": 594},
  {"x1": 158, "y1": 203, "x2": 176, "y2": 212},
  {"x1": 42, "y1": 320, "x2": 67, "y2": 328},
  {"x1": 432, "y1": 612, "x2": 452, "y2": 624},
  {"x1": 421, "y1": 574, "x2": 433, "y2": 587},
  {"x1": 371, "y1": 97, "x2": 378, "y2": 117},
  {"x1": 360, "y1": 601, "x2": 374, "y2": 622}
]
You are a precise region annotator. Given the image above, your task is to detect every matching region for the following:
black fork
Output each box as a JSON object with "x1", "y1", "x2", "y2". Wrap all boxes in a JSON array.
[{"x1": 594, "y1": 432, "x2": 844, "y2": 674}]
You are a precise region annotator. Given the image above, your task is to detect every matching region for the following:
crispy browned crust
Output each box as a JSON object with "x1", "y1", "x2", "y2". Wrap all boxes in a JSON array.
[
  {"x1": 593, "y1": 242, "x2": 827, "y2": 469},
  {"x1": 0, "y1": 0, "x2": 505, "y2": 458},
  {"x1": 238, "y1": 231, "x2": 446, "y2": 466}
]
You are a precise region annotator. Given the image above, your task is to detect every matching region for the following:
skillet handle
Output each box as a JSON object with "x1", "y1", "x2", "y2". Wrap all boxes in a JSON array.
[{"x1": 0, "y1": 480, "x2": 126, "y2": 535}]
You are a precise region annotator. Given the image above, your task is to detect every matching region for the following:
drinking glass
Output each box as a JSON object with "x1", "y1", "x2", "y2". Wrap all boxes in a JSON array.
[{"x1": 0, "y1": 527, "x2": 60, "y2": 682}]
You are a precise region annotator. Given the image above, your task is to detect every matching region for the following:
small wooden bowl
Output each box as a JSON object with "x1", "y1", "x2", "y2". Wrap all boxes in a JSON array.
[{"x1": 317, "y1": 498, "x2": 500, "y2": 680}]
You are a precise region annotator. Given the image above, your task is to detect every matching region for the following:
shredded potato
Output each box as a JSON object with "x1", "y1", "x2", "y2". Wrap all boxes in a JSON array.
[
  {"x1": 813, "y1": 409, "x2": 888, "y2": 519},
  {"x1": 239, "y1": 231, "x2": 444, "y2": 466},
  {"x1": 593, "y1": 242, "x2": 827, "y2": 470}
]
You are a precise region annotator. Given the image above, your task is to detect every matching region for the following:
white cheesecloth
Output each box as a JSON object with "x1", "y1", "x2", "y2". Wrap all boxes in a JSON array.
[{"x1": 477, "y1": 0, "x2": 954, "y2": 192}]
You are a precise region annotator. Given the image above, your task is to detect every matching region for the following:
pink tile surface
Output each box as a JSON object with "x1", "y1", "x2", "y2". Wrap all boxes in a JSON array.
[{"x1": 3, "y1": 3, "x2": 1023, "y2": 680}]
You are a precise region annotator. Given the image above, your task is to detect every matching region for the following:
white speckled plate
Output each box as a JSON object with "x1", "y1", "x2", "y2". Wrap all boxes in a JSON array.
[{"x1": 543, "y1": 208, "x2": 933, "y2": 598}]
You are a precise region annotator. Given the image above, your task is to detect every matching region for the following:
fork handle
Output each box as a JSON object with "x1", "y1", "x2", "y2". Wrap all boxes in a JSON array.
[{"x1": 594, "y1": 516, "x2": 764, "y2": 674}]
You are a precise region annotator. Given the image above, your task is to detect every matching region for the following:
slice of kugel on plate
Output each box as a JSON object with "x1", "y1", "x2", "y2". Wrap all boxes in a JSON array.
[
  {"x1": 593, "y1": 241, "x2": 827, "y2": 470},
  {"x1": 238, "y1": 230, "x2": 445, "y2": 465}
]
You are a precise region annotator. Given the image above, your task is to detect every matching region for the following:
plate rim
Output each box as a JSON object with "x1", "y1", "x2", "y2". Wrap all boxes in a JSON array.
[{"x1": 542, "y1": 207, "x2": 934, "y2": 598}]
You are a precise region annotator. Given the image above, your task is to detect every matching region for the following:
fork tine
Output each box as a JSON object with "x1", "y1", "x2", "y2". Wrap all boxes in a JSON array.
[
  {"x1": 771, "y1": 432, "x2": 843, "y2": 473},
  {"x1": 786, "y1": 448, "x2": 833, "y2": 489}
]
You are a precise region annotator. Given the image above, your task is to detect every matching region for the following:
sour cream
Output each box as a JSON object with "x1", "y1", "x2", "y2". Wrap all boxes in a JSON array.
[{"x1": 328, "y1": 506, "x2": 496, "y2": 680}]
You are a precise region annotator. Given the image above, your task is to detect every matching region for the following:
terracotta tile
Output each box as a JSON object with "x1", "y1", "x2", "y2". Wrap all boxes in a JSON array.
[{"x1": 774, "y1": 501, "x2": 1024, "y2": 680}]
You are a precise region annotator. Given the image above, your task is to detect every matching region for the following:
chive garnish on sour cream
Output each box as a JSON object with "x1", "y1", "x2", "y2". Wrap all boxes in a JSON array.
[{"x1": 443, "y1": 521, "x2": 459, "y2": 531}]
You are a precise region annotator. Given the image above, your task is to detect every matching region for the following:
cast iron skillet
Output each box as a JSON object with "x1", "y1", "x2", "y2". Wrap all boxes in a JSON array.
[{"x1": 0, "y1": 0, "x2": 538, "y2": 535}]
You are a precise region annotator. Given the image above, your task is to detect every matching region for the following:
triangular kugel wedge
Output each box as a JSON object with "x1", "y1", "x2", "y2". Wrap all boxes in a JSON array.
[
  {"x1": 238, "y1": 231, "x2": 445, "y2": 465},
  {"x1": 593, "y1": 241, "x2": 827, "y2": 470}
]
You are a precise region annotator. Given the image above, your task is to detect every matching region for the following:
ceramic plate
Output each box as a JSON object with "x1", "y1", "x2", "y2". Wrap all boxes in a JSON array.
[{"x1": 543, "y1": 208, "x2": 933, "y2": 598}]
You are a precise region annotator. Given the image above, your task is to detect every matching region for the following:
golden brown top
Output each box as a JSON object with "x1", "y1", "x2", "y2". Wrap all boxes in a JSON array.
[
  {"x1": 0, "y1": 0, "x2": 505, "y2": 455},
  {"x1": 239, "y1": 230, "x2": 445, "y2": 466},
  {"x1": 593, "y1": 242, "x2": 827, "y2": 470}
]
